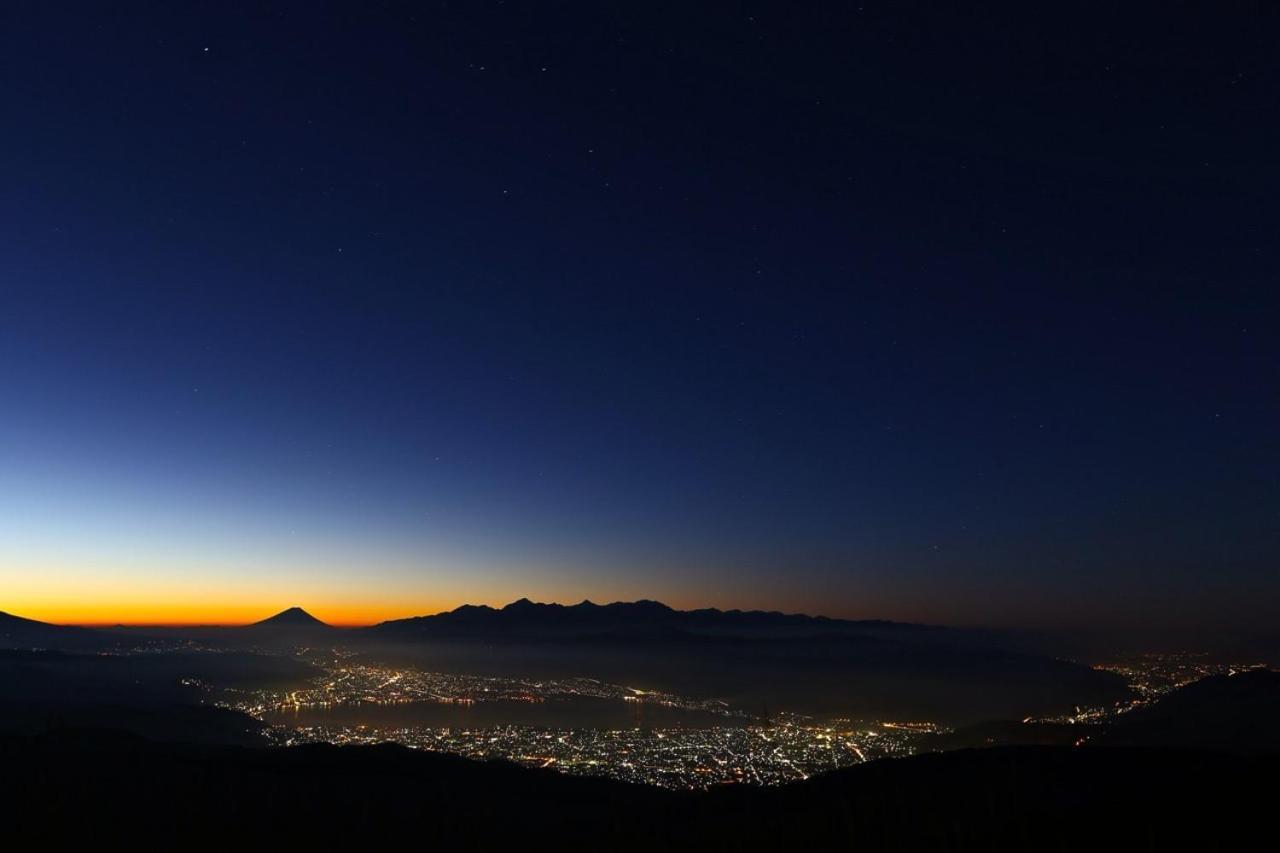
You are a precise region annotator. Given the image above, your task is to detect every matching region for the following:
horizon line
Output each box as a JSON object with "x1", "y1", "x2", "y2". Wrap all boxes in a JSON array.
[{"x1": 12, "y1": 597, "x2": 876, "y2": 631}]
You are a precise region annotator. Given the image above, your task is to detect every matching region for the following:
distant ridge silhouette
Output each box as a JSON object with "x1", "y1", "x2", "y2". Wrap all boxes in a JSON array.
[
  {"x1": 0, "y1": 611, "x2": 47, "y2": 627},
  {"x1": 368, "y1": 597, "x2": 913, "y2": 638},
  {"x1": 0, "y1": 611, "x2": 108, "y2": 650},
  {"x1": 251, "y1": 607, "x2": 330, "y2": 629}
]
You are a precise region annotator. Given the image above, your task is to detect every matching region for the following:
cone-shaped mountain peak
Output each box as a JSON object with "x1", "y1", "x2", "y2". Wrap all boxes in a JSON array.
[{"x1": 253, "y1": 606, "x2": 328, "y2": 628}]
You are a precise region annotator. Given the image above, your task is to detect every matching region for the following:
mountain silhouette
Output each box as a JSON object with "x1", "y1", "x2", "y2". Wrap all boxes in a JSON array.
[
  {"x1": 0, "y1": 611, "x2": 49, "y2": 630},
  {"x1": 250, "y1": 607, "x2": 330, "y2": 629},
  {"x1": 369, "y1": 597, "x2": 913, "y2": 638},
  {"x1": 0, "y1": 611, "x2": 107, "y2": 650}
]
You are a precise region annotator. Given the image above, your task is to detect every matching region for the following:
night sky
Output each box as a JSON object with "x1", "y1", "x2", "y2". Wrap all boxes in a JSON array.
[{"x1": 1, "y1": 3, "x2": 1275, "y2": 627}]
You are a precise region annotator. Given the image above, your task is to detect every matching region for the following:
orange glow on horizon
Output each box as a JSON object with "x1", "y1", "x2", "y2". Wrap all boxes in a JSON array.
[
  {"x1": 1, "y1": 571, "x2": 941, "y2": 629},
  {"x1": 12, "y1": 600, "x2": 456, "y2": 629},
  {"x1": 2, "y1": 555, "x2": 944, "y2": 629},
  {"x1": 9, "y1": 592, "x2": 757, "y2": 628},
  {"x1": 2, "y1": 584, "x2": 461, "y2": 628},
  {"x1": 1, "y1": 590, "x2": 941, "y2": 629},
  {"x1": 8, "y1": 595, "x2": 819, "y2": 629}
]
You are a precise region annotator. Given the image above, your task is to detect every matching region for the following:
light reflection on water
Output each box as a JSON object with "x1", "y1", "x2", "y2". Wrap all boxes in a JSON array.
[{"x1": 263, "y1": 695, "x2": 734, "y2": 729}]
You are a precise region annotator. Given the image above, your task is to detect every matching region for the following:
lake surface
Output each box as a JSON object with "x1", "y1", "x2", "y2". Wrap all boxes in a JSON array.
[{"x1": 263, "y1": 695, "x2": 735, "y2": 729}]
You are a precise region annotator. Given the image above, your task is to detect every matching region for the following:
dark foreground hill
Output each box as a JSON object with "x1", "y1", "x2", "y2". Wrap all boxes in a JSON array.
[
  {"x1": 921, "y1": 668, "x2": 1280, "y2": 754},
  {"x1": 1102, "y1": 668, "x2": 1280, "y2": 752},
  {"x1": 0, "y1": 649, "x2": 306, "y2": 745},
  {"x1": 0, "y1": 730, "x2": 1272, "y2": 851},
  {"x1": 1, "y1": 666, "x2": 1275, "y2": 848}
]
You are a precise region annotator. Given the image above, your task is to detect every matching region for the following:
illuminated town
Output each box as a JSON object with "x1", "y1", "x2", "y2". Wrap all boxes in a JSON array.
[
  {"x1": 198, "y1": 648, "x2": 1272, "y2": 789},
  {"x1": 220, "y1": 650, "x2": 748, "y2": 720},
  {"x1": 213, "y1": 651, "x2": 934, "y2": 789},
  {"x1": 273, "y1": 721, "x2": 927, "y2": 789}
]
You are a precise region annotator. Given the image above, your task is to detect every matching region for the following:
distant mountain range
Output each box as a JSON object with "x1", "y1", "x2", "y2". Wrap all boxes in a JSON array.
[
  {"x1": 1, "y1": 601, "x2": 1125, "y2": 721},
  {"x1": 0, "y1": 598, "x2": 989, "y2": 646},
  {"x1": 366, "y1": 597, "x2": 945, "y2": 641},
  {"x1": 0, "y1": 607, "x2": 335, "y2": 650}
]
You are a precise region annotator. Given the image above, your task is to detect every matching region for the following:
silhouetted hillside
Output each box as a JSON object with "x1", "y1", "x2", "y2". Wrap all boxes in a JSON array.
[
  {"x1": 0, "y1": 731, "x2": 1271, "y2": 850},
  {"x1": 0, "y1": 611, "x2": 112, "y2": 651},
  {"x1": 368, "y1": 597, "x2": 947, "y2": 640},
  {"x1": 0, "y1": 649, "x2": 300, "y2": 745},
  {"x1": 913, "y1": 668, "x2": 1280, "y2": 756},
  {"x1": 1, "y1": 652, "x2": 1274, "y2": 847},
  {"x1": 1102, "y1": 668, "x2": 1280, "y2": 752}
]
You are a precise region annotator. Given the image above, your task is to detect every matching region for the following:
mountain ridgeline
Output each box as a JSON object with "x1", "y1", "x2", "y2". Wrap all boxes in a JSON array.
[
  {"x1": 0, "y1": 600, "x2": 1128, "y2": 723},
  {"x1": 369, "y1": 597, "x2": 944, "y2": 640},
  {"x1": 0, "y1": 611, "x2": 112, "y2": 651}
]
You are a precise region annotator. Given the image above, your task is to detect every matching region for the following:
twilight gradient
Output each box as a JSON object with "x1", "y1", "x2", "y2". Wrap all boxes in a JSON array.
[{"x1": 0, "y1": 4, "x2": 1275, "y2": 628}]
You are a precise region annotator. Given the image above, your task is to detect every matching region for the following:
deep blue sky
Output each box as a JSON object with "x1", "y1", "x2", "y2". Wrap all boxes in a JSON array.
[{"x1": 1, "y1": 2, "x2": 1276, "y2": 626}]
